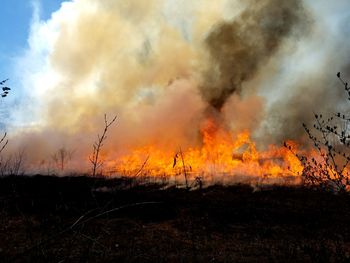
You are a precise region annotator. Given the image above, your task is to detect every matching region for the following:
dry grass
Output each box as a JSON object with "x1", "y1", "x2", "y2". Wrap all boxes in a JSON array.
[{"x1": 0, "y1": 175, "x2": 349, "y2": 262}]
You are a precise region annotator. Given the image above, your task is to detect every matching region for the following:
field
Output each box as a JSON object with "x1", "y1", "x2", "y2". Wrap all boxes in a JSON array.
[{"x1": 0, "y1": 175, "x2": 350, "y2": 262}]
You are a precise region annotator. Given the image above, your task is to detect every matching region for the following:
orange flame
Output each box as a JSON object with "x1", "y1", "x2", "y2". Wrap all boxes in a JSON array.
[{"x1": 105, "y1": 118, "x2": 303, "y2": 184}]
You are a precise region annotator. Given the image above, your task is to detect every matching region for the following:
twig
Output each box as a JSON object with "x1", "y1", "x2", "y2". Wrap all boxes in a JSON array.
[
  {"x1": 134, "y1": 155, "x2": 149, "y2": 177},
  {"x1": 179, "y1": 147, "x2": 189, "y2": 190},
  {"x1": 90, "y1": 114, "x2": 117, "y2": 176}
]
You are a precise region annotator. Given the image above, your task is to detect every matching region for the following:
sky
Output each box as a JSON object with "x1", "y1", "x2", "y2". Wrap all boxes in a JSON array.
[
  {"x1": 0, "y1": 1, "x2": 63, "y2": 76},
  {"x1": 0, "y1": 0, "x2": 64, "y2": 128}
]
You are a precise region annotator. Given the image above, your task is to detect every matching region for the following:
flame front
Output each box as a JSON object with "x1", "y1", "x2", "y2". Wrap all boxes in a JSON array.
[{"x1": 106, "y1": 118, "x2": 303, "y2": 185}]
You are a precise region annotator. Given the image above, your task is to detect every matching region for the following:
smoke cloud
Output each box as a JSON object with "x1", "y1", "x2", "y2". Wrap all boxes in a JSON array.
[
  {"x1": 199, "y1": 0, "x2": 308, "y2": 109},
  {"x1": 7, "y1": 0, "x2": 350, "y2": 172}
]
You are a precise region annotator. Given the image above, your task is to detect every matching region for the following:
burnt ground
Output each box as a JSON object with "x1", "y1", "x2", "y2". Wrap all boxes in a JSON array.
[{"x1": 0, "y1": 175, "x2": 349, "y2": 262}]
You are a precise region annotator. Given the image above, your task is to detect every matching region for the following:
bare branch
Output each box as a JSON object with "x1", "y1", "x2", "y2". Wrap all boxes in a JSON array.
[
  {"x1": 286, "y1": 73, "x2": 350, "y2": 193},
  {"x1": 89, "y1": 114, "x2": 117, "y2": 176}
]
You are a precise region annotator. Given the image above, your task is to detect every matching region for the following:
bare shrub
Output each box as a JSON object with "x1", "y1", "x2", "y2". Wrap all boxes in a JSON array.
[
  {"x1": 173, "y1": 148, "x2": 190, "y2": 189},
  {"x1": 286, "y1": 72, "x2": 350, "y2": 193},
  {"x1": 51, "y1": 147, "x2": 74, "y2": 172},
  {"x1": 9, "y1": 149, "x2": 26, "y2": 176},
  {"x1": 89, "y1": 114, "x2": 117, "y2": 177},
  {"x1": 0, "y1": 79, "x2": 11, "y2": 175},
  {"x1": 0, "y1": 132, "x2": 8, "y2": 154},
  {"x1": 0, "y1": 149, "x2": 26, "y2": 176}
]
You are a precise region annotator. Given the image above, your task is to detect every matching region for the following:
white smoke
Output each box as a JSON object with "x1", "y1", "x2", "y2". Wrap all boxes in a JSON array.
[{"x1": 6, "y1": 0, "x2": 350, "y2": 171}]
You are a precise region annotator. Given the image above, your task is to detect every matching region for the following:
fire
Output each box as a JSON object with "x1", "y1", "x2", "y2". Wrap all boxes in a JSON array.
[{"x1": 105, "y1": 117, "x2": 303, "y2": 185}]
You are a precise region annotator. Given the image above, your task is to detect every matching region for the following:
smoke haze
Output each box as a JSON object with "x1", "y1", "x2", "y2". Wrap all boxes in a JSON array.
[
  {"x1": 7, "y1": 0, "x2": 350, "y2": 172},
  {"x1": 200, "y1": 0, "x2": 308, "y2": 109}
]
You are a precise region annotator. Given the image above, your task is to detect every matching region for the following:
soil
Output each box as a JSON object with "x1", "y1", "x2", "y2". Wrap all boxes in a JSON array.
[{"x1": 0, "y1": 175, "x2": 349, "y2": 262}]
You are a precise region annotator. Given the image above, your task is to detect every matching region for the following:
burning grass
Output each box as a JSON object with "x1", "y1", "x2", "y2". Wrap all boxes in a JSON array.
[{"x1": 104, "y1": 117, "x2": 304, "y2": 189}]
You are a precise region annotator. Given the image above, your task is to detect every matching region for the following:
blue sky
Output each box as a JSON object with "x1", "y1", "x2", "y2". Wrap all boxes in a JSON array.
[
  {"x1": 0, "y1": 1, "x2": 63, "y2": 77},
  {"x1": 0, "y1": 1, "x2": 64, "y2": 127}
]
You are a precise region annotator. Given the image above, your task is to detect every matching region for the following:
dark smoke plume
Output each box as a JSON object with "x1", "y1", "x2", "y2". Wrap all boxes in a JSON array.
[{"x1": 200, "y1": 0, "x2": 308, "y2": 110}]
